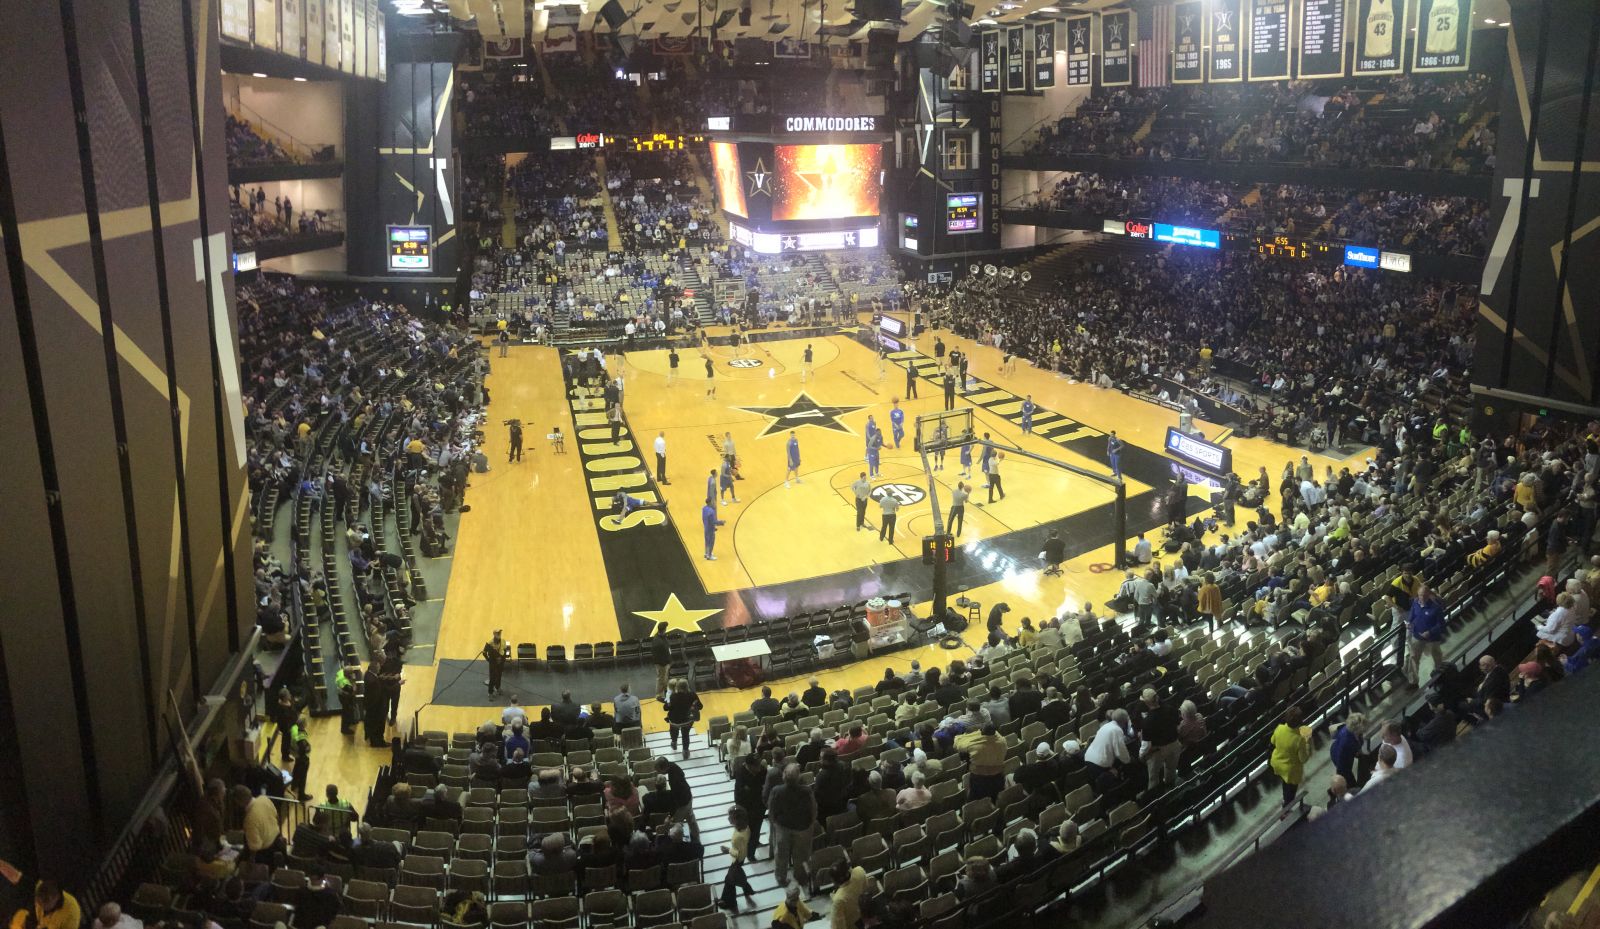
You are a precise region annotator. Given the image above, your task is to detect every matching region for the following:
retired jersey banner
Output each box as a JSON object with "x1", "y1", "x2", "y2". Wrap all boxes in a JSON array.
[
  {"x1": 773, "y1": 36, "x2": 811, "y2": 58},
  {"x1": 1005, "y1": 26, "x2": 1028, "y2": 91},
  {"x1": 1247, "y1": 0, "x2": 1292, "y2": 80},
  {"x1": 1207, "y1": 0, "x2": 1244, "y2": 81},
  {"x1": 1172, "y1": 0, "x2": 1204, "y2": 83},
  {"x1": 1298, "y1": 0, "x2": 1349, "y2": 78},
  {"x1": 1353, "y1": 0, "x2": 1404, "y2": 73},
  {"x1": 1413, "y1": 0, "x2": 1470, "y2": 71},
  {"x1": 1100, "y1": 10, "x2": 1132, "y2": 86},
  {"x1": 1065, "y1": 15, "x2": 1092, "y2": 85},
  {"x1": 980, "y1": 30, "x2": 1002, "y2": 92}
]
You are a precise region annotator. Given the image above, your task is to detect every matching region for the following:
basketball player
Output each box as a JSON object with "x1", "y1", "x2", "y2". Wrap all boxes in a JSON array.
[
  {"x1": 1020, "y1": 396, "x2": 1036, "y2": 435},
  {"x1": 959, "y1": 440, "x2": 974, "y2": 479},
  {"x1": 1107, "y1": 431, "x2": 1124, "y2": 482},
  {"x1": 668, "y1": 347, "x2": 680, "y2": 386},
  {"x1": 1423, "y1": 0, "x2": 1459, "y2": 54},
  {"x1": 890, "y1": 399, "x2": 906, "y2": 449},
  {"x1": 802, "y1": 344, "x2": 814, "y2": 382},
  {"x1": 723, "y1": 431, "x2": 742, "y2": 479},
  {"x1": 878, "y1": 343, "x2": 889, "y2": 381},
  {"x1": 943, "y1": 371, "x2": 957, "y2": 411},
  {"x1": 852, "y1": 472, "x2": 872, "y2": 530},
  {"x1": 866, "y1": 417, "x2": 884, "y2": 478},
  {"x1": 980, "y1": 433, "x2": 1006, "y2": 503},
  {"x1": 719, "y1": 457, "x2": 739, "y2": 505},
  {"x1": 933, "y1": 420, "x2": 949, "y2": 471},
  {"x1": 1365, "y1": 0, "x2": 1395, "y2": 58},
  {"x1": 612, "y1": 491, "x2": 655, "y2": 521},
  {"x1": 702, "y1": 499, "x2": 726, "y2": 560},
  {"x1": 706, "y1": 468, "x2": 718, "y2": 507},
  {"x1": 878, "y1": 490, "x2": 900, "y2": 543},
  {"x1": 704, "y1": 356, "x2": 717, "y2": 399},
  {"x1": 948, "y1": 481, "x2": 969, "y2": 536},
  {"x1": 785, "y1": 431, "x2": 803, "y2": 487}
]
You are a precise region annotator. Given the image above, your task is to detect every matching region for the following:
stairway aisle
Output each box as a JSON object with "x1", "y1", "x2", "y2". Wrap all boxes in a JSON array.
[
  {"x1": 643, "y1": 728, "x2": 823, "y2": 927},
  {"x1": 594, "y1": 154, "x2": 624, "y2": 251}
]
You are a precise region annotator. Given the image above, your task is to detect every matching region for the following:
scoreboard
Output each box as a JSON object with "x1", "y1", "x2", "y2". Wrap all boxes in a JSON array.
[
  {"x1": 387, "y1": 225, "x2": 432, "y2": 272},
  {"x1": 946, "y1": 193, "x2": 982, "y2": 233}
]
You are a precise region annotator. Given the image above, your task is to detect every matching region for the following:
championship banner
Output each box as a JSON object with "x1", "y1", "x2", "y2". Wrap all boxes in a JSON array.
[
  {"x1": 221, "y1": 0, "x2": 251, "y2": 41},
  {"x1": 1100, "y1": 10, "x2": 1132, "y2": 86},
  {"x1": 1413, "y1": 0, "x2": 1470, "y2": 72},
  {"x1": 1065, "y1": 15, "x2": 1092, "y2": 85},
  {"x1": 253, "y1": 0, "x2": 279, "y2": 49},
  {"x1": 544, "y1": 24, "x2": 578, "y2": 53},
  {"x1": 1004, "y1": 26, "x2": 1027, "y2": 91},
  {"x1": 485, "y1": 37, "x2": 523, "y2": 58},
  {"x1": 282, "y1": 0, "x2": 303, "y2": 57},
  {"x1": 1206, "y1": 0, "x2": 1243, "y2": 81},
  {"x1": 980, "y1": 30, "x2": 1002, "y2": 92},
  {"x1": 774, "y1": 36, "x2": 811, "y2": 58},
  {"x1": 1353, "y1": 0, "x2": 1404, "y2": 74},
  {"x1": 323, "y1": 0, "x2": 340, "y2": 68},
  {"x1": 1172, "y1": 0, "x2": 1204, "y2": 83},
  {"x1": 1298, "y1": 0, "x2": 1348, "y2": 78},
  {"x1": 1247, "y1": 0, "x2": 1292, "y2": 80},
  {"x1": 1033, "y1": 21, "x2": 1055, "y2": 87},
  {"x1": 305, "y1": 0, "x2": 324, "y2": 64}
]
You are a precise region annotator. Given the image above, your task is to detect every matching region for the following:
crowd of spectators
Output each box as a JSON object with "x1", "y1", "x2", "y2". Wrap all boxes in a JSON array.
[
  {"x1": 230, "y1": 187, "x2": 336, "y2": 250},
  {"x1": 1030, "y1": 73, "x2": 1496, "y2": 173},
  {"x1": 921, "y1": 249, "x2": 1474, "y2": 447},
  {"x1": 1032, "y1": 172, "x2": 1488, "y2": 255},
  {"x1": 458, "y1": 74, "x2": 567, "y2": 139},
  {"x1": 606, "y1": 152, "x2": 721, "y2": 253},
  {"x1": 226, "y1": 114, "x2": 297, "y2": 166}
]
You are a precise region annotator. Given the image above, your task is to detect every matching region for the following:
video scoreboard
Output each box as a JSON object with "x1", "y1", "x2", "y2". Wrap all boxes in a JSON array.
[
  {"x1": 946, "y1": 194, "x2": 982, "y2": 233},
  {"x1": 387, "y1": 225, "x2": 431, "y2": 272}
]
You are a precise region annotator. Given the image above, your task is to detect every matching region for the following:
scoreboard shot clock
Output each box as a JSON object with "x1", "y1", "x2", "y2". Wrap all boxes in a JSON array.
[
  {"x1": 387, "y1": 225, "x2": 432, "y2": 272},
  {"x1": 946, "y1": 193, "x2": 982, "y2": 233}
]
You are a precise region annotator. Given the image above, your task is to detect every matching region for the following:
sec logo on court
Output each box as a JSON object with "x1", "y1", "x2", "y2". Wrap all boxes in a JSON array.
[
  {"x1": 727, "y1": 358, "x2": 762, "y2": 368},
  {"x1": 871, "y1": 483, "x2": 926, "y2": 505}
]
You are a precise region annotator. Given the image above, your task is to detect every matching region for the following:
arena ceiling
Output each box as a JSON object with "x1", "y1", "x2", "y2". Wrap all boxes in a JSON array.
[{"x1": 412, "y1": 0, "x2": 1508, "y2": 54}]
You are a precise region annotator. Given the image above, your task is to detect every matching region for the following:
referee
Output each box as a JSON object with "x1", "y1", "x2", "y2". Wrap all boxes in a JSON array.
[{"x1": 851, "y1": 471, "x2": 872, "y2": 531}]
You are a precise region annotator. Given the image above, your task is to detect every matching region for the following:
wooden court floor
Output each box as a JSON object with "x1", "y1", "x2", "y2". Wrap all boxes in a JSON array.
[{"x1": 298, "y1": 320, "x2": 1369, "y2": 809}]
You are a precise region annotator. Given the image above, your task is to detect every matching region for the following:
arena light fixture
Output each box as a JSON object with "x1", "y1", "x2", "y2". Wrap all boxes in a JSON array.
[
  {"x1": 252, "y1": 72, "x2": 268, "y2": 77},
  {"x1": 293, "y1": 76, "x2": 308, "y2": 81},
  {"x1": 1482, "y1": 16, "x2": 1495, "y2": 21}
]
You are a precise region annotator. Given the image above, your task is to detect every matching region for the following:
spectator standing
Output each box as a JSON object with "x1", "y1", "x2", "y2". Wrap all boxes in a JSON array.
[
  {"x1": 733, "y1": 754, "x2": 768, "y2": 859},
  {"x1": 767, "y1": 763, "x2": 818, "y2": 888},
  {"x1": 1138, "y1": 688, "x2": 1182, "y2": 791},
  {"x1": 1405, "y1": 585, "x2": 1447, "y2": 686},
  {"x1": 830, "y1": 861, "x2": 873, "y2": 929},
  {"x1": 664, "y1": 679, "x2": 703, "y2": 758},
  {"x1": 717, "y1": 807, "x2": 758, "y2": 913},
  {"x1": 1269, "y1": 706, "x2": 1312, "y2": 807},
  {"x1": 653, "y1": 756, "x2": 700, "y2": 842}
]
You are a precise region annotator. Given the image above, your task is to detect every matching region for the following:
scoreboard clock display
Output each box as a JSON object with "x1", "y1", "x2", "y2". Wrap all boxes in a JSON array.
[
  {"x1": 1254, "y1": 234, "x2": 1333, "y2": 260},
  {"x1": 946, "y1": 193, "x2": 982, "y2": 233},
  {"x1": 625, "y1": 133, "x2": 706, "y2": 152},
  {"x1": 387, "y1": 225, "x2": 431, "y2": 272}
]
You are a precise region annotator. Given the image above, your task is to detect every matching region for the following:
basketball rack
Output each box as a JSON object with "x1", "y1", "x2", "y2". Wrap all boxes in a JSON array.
[{"x1": 913, "y1": 409, "x2": 1129, "y2": 621}]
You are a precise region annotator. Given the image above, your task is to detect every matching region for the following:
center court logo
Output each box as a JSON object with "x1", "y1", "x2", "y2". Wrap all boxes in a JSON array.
[
  {"x1": 727, "y1": 358, "x2": 762, "y2": 368},
  {"x1": 871, "y1": 483, "x2": 926, "y2": 506}
]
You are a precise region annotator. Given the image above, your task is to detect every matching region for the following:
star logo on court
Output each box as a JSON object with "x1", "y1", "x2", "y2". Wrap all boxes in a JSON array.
[
  {"x1": 736, "y1": 393, "x2": 866, "y2": 438},
  {"x1": 634, "y1": 593, "x2": 723, "y2": 635},
  {"x1": 746, "y1": 158, "x2": 772, "y2": 198}
]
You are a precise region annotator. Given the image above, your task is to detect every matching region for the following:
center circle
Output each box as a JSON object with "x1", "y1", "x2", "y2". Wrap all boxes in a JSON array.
[{"x1": 871, "y1": 482, "x2": 927, "y2": 505}]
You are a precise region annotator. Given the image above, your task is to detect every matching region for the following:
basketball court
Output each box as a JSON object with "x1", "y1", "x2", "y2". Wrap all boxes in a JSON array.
[{"x1": 431, "y1": 321, "x2": 1369, "y2": 672}]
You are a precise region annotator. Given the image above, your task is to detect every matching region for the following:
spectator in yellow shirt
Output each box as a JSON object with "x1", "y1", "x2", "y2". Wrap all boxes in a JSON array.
[
  {"x1": 0, "y1": 861, "x2": 80, "y2": 929},
  {"x1": 771, "y1": 885, "x2": 813, "y2": 929},
  {"x1": 233, "y1": 785, "x2": 282, "y2": 861}
]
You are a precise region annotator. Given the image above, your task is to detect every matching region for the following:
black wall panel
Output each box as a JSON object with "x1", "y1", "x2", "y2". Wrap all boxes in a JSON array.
[
  {"x1": 1471, "y1": 0, "x2": 1600, "y2": 413},
  {"x1": 0, "y1": 0, "x2": 253, "y2": 879}
]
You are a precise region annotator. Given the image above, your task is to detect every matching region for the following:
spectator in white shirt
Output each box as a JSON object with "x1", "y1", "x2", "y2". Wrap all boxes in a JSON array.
[
  {"x1": 1534, "y1": 594, "x2": 1579, "y2": 649},
  {"x1": 1084, "y1": 710, "x2": 1132, "y2": 778},
  {"x1": 1362, "y1": 744, "x2": 1400, "y2": 790},
  {"x1": 1379, "y1": 721, "x2": 1413, "y2": 769}
]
